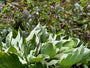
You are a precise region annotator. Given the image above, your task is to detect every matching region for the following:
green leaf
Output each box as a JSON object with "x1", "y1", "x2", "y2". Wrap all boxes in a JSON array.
[
  {"x1": 56, "y1": 34, "x2": 61, "y2": 40},
  {"x1": 63, "y1": 40, "x2": 77, "y2": 48},
  {"x1": 63, "y1": 48, "x2": 75, "y2": 53},
  {"x1": 55, "y1": 41, "x2": 62, "y2": 49},
  {"x1": 8, "y1": 46, "x2": 18, "y2": 55},
  {"x1": 28, "y1": 54, "x2": 50, "y2": 63},
  {"x1": 29, "y1": 55, "x2": 43, "y2": 62},
  {"x1": 80, "y1": 48, "x2": 90, "y2": 63},
  {"x1": 0, "y1": 52, "x2": 23, "y2": 68},
  {"x1": 71, "y1": 38, "x2": 80, "y2": 46},
  {"x1": 24, "y1": 34, "x2": 37, "y2": 56},
  {"x1": 0, "y1": 46, "x2": 1, "y2": 51},
  {"x1": 40, "y1": 28, "x2": 47, "y2": 43},
  {"x1": 58, "y1": 46, "x2": 84, "y2": 67},
  {"x1": 41, "y1": 43, "x2": 56, "y2": 58},
  {"x1": 35, "y1": 62, "x2": 47, "y2": 68}
]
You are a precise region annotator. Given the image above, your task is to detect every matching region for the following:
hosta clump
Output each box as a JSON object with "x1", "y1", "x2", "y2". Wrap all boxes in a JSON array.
[{"x1": 0, "y1": 24, "x2": 90, "y2": 68}]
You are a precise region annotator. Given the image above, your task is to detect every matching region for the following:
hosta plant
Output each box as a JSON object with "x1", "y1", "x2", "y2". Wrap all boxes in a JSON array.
[{"x1": 0, "y1": 24, "x2": 90, "y2": 68}]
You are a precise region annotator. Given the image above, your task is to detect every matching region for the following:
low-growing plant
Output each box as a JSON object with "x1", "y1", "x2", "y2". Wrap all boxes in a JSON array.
[{"x1": 0, "y1": 24, "x2": 90, "y2": 68}]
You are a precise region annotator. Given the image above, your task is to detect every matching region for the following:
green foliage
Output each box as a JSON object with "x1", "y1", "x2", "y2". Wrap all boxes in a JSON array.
[
  {"x1": 0, "y1": 52, "x2": 24, "y2": 68},
  {"x1": 41, "y1": 43, "x2": 56, "y2": 57},
  {"x1": 0, "y1": 24, "x2": 90, "y2": 68}
]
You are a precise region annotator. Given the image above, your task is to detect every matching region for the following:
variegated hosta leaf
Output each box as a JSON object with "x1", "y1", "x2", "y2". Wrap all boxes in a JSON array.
[
  {"x1": 29, "y1": 55, "x2": 43, "y2": 62},
  {"x1": 47, "y1": 60, "x2": 59, "y2": 66},
  {"x1": 6, "y1": 32, "x2": 12, "y2": 47},
  {"x1": 6, "y1": 30, "x2": 26, "y2": 64},
  {"x1": 28, "y1": 54, "x2": 50, "y2": 63},
  {"x1": 80, "y1": 48, "x2": 90, "y2": 63},
  {"x1": 26, "y1": 23, "x2": 41, "y2": 43},
  {"x1": 0, "y1": 32, "x2": 12, "y2": 52},
  {"x1": 24, "y1": 34, "x2": 37, "y2": 56},
  {"x1": 58, "y1": 46, "x2": 86, "y2": 67}
]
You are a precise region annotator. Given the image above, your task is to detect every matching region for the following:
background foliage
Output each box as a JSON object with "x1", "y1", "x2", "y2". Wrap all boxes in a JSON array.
[{"x1": 0, "y1": 0, "x2": 90, "y2": 47}]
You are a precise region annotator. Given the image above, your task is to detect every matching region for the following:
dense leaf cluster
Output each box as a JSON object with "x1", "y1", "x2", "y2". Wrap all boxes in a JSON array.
[{"x1": 0, "y1": 24, "x2": 90, "y2": 68}]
